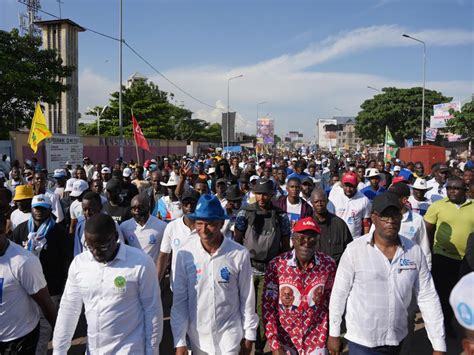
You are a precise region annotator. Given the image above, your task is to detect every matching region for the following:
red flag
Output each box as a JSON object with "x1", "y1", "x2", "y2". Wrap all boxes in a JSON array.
[{"x1": 132, "y1": 116, "x2": 150, "y2": 152}]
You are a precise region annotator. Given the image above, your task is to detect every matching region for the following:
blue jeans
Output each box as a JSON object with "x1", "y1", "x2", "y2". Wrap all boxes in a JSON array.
[{"x1": 347, "y1": 340, "x2": 402, "y2": 355}]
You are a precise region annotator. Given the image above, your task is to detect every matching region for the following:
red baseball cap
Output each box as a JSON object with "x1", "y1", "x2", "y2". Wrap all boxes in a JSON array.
[
  {"x1": 293, "y1": 217, "x2": 321, "y2": 234},
  {"x1": 392, "y1": 176, "x2": 407, "y2": 184},
  {"x1": 341, "y1": 173, "x2": 357, "y2": 187}
]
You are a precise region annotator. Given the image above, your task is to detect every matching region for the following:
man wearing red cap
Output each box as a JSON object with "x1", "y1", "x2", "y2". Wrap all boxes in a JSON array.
[
  {"x1": 328, "y1": 173, "x2": 371, "y2": 238},
  {"x1": 262, "y1": 217, "x2": 336, "y2": 354}
]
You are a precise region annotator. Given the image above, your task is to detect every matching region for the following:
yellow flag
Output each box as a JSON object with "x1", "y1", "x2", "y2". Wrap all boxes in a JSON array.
[{"x1": 28, "y1": 102, "x2": 52, "y2": 153}]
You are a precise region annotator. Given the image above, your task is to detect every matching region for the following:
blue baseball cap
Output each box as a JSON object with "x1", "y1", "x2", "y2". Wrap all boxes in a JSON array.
[{"x1": 187, "y1": 194, "x2": 228, "y2": 221}]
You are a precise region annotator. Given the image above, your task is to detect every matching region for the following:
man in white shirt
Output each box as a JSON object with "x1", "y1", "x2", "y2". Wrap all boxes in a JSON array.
[
  {"x1": 157, "y1": 188, "x2": 200, "y2": 285},
  {"x1": 120, "y1": 194, "x2": 167, "y2": 263},
  {"x1": 32, "y1": 171, "x2": 64, "y2": 223},
  {"x1": 68, "y1": 179, "x2": 89, "y2": 235},
  {"x1": 408, "y1": 178, "x2": 432, "y2": 216},
  {"x1": 53, "y1": 213, "x2": 163, "y2": 354},
  {"x1": 328, "y1": 173, "x2": 371, "y2": 238},
  {"x1": 426, "y1": 165, "x2": 450, "y2": 203},
  {"x1": 328, "y1": 193, "x2": 446, "y2": 355},
  {"x1": 10, "y1": 185, "x2": 34, "y2": 231},
  {"x1": 171, "y1": 194, "x2": 258, "y2": 355}
]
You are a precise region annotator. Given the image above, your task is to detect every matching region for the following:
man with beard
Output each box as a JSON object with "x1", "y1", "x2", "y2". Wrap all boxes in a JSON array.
[
  {"x1": 171, "y1": 194, "x2": 258, "y2": 355},
  {"x1": 328, "y1": 193, "x2": 446, "y2": 355},
  {"x1": 311, "y1": 189, "x2": 352, "y2": 265},
  {"x1": 157, "y1": 189, "x2": 200, "y2": 285},
  {"x1": 52, "y1": 213, "x2": 163, "y2": 354},
  {"x1": 120, "y1": 194, "x2": 167, "y2": 264},
  {"x1": 426, "y1": 165, "x2": 450, "y2": 203},
  {"x1": 263, "y1": 217, "x2": 336, "y2": 354},
  {"x1": 12, "y1": 194, "x2": 72, "y2": 355},
  {"x1": 425, "y1": 176, "x2": 474, "y2": 337}
]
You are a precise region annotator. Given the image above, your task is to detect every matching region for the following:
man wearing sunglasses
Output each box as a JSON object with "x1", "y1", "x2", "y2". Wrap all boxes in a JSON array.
[
  {"x1": 425, "y1": 176, "x2": 474, "y2": 338},
  {"x1": 53, "y1": 213, "x2": 163, "y2": 354},
  {"x1": 328, "y1": 193, "x2": 445, "y2": 355}
]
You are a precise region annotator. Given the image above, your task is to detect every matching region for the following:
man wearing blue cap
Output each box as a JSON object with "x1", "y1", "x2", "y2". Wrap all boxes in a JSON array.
[{"x1": 171, "y1": 194, "x2": 258, "y2": 355}]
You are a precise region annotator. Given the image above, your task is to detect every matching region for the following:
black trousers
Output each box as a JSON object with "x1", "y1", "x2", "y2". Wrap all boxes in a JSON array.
[
  {"x1": 0, "y1": 323, "x2": 40, "y2": 355},
  {"x1": 431, "y1": 254, "x2": 461, "y2": 329}
]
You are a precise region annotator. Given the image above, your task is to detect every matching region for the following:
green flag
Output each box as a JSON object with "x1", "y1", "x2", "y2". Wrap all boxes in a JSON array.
[{"x1": 384, "y1": 126, "x2": 398, "y2": 162}]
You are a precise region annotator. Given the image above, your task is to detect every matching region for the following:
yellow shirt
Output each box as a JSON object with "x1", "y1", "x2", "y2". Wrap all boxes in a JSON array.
[{"x1": 424, "y1": 197, "x2": 474, "y2": 260}]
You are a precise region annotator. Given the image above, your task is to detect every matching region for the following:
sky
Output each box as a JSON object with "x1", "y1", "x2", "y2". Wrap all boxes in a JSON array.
[{"x1": 1, "y1": 0, "x2": 473, "y2": 140}]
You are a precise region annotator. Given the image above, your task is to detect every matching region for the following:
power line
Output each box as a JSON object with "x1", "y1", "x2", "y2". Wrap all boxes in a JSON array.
[{"x1": 17, "y1": 0, "x2": 221, "y2": 110}]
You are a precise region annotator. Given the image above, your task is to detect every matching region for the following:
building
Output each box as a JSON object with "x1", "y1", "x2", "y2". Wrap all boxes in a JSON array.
[
  {"x1": 126, "y1": 72, "x2": 148, "y2": 89},
  {"x1": 35, "y1": 19, "x2": 85, "y2": 135},
  {"x1": 336, "y1": 118, "x2": 362, "y2": 150}
]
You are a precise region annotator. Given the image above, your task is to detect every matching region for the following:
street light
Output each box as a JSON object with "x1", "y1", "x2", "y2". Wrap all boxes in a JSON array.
[
  {"x1": 87, "y1": 105, "x2": 108, "y2": 136},
  {"x1": 367, "y1": 86, "x2": 381, "y2": 93},
  {"x1": 257, "y1": 101, "x2": 268, "y2": 120},
  {"x1": 403, "y1": 33, "x2": 426, "y2": 145},
  {"x1": 226, "y1": 74, "x2": 243, "y2": 149}
]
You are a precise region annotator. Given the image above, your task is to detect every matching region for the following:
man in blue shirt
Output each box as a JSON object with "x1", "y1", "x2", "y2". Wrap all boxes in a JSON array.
[{"x1": 360, "y1": 168, "x2": 386, "y2": 201}]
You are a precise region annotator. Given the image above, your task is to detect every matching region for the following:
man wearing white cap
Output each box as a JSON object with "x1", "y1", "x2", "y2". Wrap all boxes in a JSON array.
[
  {"x1": 152, "y1": 172, "x2": 183, "y2": 222},
  {"x1": 101, "y1": 166, "x2": 112, "y2": 190},
  {"x1": 12, "y1": 194, "x2": 72, "y2": 355},
  {"x1": 171, "y1": 194, "x2": 258, "y2": 354},
  {"x1": 408, "y1": 178, "x2": 432, "y2": 216},
  {"x1": 68, "y1": 180, "x2": 90, "y2": 235},
  {"x1": 53, "y1": 169, "x2": 67, "y2": 199},
  {"x1": 32, "y1": 171, "x2": 64, "y2": 224},
  {"x1": 449, "y1": 272, "x2": 474, "y2": 354}
]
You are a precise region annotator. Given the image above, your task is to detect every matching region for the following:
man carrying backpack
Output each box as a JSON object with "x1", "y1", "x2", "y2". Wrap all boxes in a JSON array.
[{"x1": 234, "y1": 178, "x2": 291, "y2": 354}]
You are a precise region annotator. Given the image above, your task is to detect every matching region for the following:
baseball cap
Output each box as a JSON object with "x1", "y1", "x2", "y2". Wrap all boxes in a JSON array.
[
  {"x1": 392, "y1": 176, "x2": 407, "y2": 184},
  {"x1": 293, "y1": 217, "x2": 321, "y2": 234},
  {"x1": 301, "y1": 176, "x2": 315, "y2": 185},
  {"x1": 70, "y1": 180, "x2": 89, "y2": 197},
  {"x1": 438, "y1": 164, "x2": 450, "y2": 172},
  {"x1": 371, "y1": 193, "x2": 402, "y2": 214},
  {"x1": 122, "y1": 168, "x2": 132, "y2": 178},
  {"x1": 53, "y1": 169, "x2": 67, "y2": 178},
  {"x1": 449, "y1": 272, "x2": 474, "y2": 331},
  {"x1": 253, "y1": 178, "x2": 274, "y2": 194},
  {"x1": 388, "y1": 182, "x2": 411, "y2": 197},
  {"x1": 13, "y1": 185, "x2": 34, "y2": 201},
  {"x1": 366, "y1": 168, "x2": 380, "y2": 178},
  {"x1": 226, "y1": 185, "x2": 243, "y2": 201},
  {"x1": 101, "y1": 167, "x2": 111, "y2": 174},
  {"x1": 64, "y1": 178, "x2": 78, "y2": 192},
  {"x1": 393, "y1": 166, "x2": 401, "y2": 172},
  {"x1": 249, "y1": 175, "x2": 260, "y2": 183},
  {"x1": 341, "y1": 173, "x2": 357, "y2": 187},
  {"x1": 31, "y1": 194, "x2": 52, "y2": 209},
  {"x1": 216, "y1": 178, "x2": 228, "y2": 185},
  {"x1": 181, "y1": 188, "x2": 200, "y2": 202}
]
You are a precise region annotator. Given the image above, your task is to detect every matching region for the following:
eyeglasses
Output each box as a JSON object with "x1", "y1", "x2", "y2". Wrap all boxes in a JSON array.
[{"x1": 374, "y1": 213, "x2": 402, "y2": 222}]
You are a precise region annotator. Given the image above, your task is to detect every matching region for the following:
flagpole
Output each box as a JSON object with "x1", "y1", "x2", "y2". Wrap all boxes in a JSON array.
[{"x1": 383, "y1": 125, "x2": 387, "y2": 162}]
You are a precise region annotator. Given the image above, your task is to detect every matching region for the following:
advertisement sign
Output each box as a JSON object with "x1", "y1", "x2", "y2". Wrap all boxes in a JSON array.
[
  {"x1": 430, "y1": 101, "x2": 461, "y2": 128},
  {"x1": 45, "y1": 135, "x2": 83, "y2": 172},
  {"x1": 425, "y1": 128, "x2": 438, "y2": 142},
  {"x1": 256, "y1": 118, "x2": 274, "y2": 145}
]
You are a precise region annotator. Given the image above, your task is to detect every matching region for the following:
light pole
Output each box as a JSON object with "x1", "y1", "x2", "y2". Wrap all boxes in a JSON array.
[
  {"x1": 97, "y1": 105, "x2": 108, "y2": 136},
  {"x1": 118, "y1": 0, "x2": 124, "y2": 158},
  {"x1": 226, "y1": 74, "x2": 243, "y2": 149},
  {"x1": 403, "y1": 33, "x2": 426, "y2": 145},
  {"x1": 367, "y1": 86, "x2": 381, "y2": 93},
  {"x1": 257, "y1": 101, "x2": 268, "y2": 120}
]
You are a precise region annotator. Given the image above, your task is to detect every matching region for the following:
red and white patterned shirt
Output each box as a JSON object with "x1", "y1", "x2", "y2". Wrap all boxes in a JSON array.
[{"x1": 263, "y1": 250, "x2": 336, "y2": 354}]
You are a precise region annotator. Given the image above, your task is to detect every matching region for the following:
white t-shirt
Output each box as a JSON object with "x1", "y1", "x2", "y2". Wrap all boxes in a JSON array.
[
  {"x1": 286, "y1": 198, "x2": 302, "y2": 229},
  {"x1": 0, "y1": 241, "x2": 47, "y2": 342},
  {"x1": 425, "y1": 180, "x2": 446, "y2": 203},
  {"x1": 408, "y1": 195, "x2": 431, "y2": 217},
  {"x1": 328, "y1": 190, "x2": 371, "y2": 238},
  {"x1": 69, "y1": 199, "x2": 83, "y2": 220},
  {"x1": 10, "y1": 209, "x2": 31, "y2": 230},
  {"x1": 160, "y1": 217, "x2": 198, "y2": 287},
  {"x1": 120, "y1": 215, "x2": 167, "y2": 263}
]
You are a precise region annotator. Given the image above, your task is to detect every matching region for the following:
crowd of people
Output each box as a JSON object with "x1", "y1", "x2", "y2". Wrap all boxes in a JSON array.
[{"x1": 0, "y1": 150, "x2": 473, "y2": 355}]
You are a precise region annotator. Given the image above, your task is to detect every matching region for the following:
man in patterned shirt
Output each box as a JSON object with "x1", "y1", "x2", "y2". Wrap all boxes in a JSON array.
[{"x1": 263, "y1": 217, "x2": 336, "y2": 354}]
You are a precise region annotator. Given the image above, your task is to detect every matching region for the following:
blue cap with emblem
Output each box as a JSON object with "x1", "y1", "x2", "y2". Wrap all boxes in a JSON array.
[{"x1": 187, "y1": 194, "x2": 228, "y2": 221}]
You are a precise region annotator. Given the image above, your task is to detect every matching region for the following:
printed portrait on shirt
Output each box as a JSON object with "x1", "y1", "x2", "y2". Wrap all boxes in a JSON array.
[
  {"x1": 279, "y1": 284, "x2": 300, "y2": 311},
  {"x1": 307, "y1": 284, "x2": 325, "y2": 310}
]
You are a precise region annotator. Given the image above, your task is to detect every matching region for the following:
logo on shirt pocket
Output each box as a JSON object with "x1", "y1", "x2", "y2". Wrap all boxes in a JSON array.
[
  {"x1": 114, "y1": 276, "x2": 127, "y2": 292},
  {"x1": 219, "y1": 267, "x2": 230, "y2": 283},
  {"x1": 149, "y1": 235, "x2": 157, "y2": 244}
]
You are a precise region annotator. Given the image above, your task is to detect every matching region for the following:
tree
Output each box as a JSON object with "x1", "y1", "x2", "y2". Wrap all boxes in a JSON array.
[
  {"x1": 355, "y1": 87, "x2": 452, "y2": 145},
  {"x1": 79, "y1": 79, "x2": 223, "y2": 143},
  {"x1": 447, "y1": 98, "x2": 474, "y2": 141},
  {"x1": 0, "y1": 29, "x2": 74, "y2": 139}
]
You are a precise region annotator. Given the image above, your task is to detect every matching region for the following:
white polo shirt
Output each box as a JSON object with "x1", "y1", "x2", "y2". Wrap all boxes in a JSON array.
[
  {"x1": 160, "y1": 216, "x2": 198, "y2": 286},
  {"x1": 425, "y1": 180, "x2": 446, "y2": 203},
  {"x1": 329, "y1": 232, "x2": 446, "y2": 351},
  {"x1": 53, "y1": 244, "x2": 163, "y2": 354},
  {"x1": 171, "y1": 236, "x2": 258, "y2": 354},
  {"x1": 328, "y1": 190, "x2": 371, "y2": 238},
  {"x1": 69, "y1": 199, "x2": 83, "y2": 220},
  {"x1": 120, "y1": 215, "x2": 167, "y2": 263},
  {"x1": 0, "y1": 241, "x2": 46, "y2": 342},
  {"x1": 45, "y1": 190, "x2": 64, "y2": 223}
]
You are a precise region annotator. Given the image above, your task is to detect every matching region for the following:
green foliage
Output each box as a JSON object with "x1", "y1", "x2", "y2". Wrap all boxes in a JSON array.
[
  {"x1": 355, "y1": 87, "x2": 451, "y2": 145},
  {"x1": 79, "y1": 80, "x2": 223, "y2": 143},
  {"x1": 447, "y1": 98, "x2": 474, "y2": 140},
  {"x1": 0, "y1": 29, "x2": 74, "y2": 139}
]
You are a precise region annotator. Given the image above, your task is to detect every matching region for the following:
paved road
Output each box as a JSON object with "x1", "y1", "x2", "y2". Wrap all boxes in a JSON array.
[{"x1": 51, "y1": 276, "x2": 464, "y2": 354}]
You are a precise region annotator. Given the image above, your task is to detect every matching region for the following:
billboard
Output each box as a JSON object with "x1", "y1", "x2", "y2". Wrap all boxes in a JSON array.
[
  {"x1": 256, "y1": 118, "x2": 274, "y2": 145},
  {"x1": 317, "y1": 119, "x2": 337, "y2": 149},
  {"x1": 45, "y1": 135, "x2": 83, "y2": 171},
  {"x1": 430, "y1": 101, "x2": 461, "y2": 128}
]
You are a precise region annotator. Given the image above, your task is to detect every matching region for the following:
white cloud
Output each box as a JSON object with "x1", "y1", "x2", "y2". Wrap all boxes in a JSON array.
[
  {"x1": 78, "y1": 68, "x2": 116, "y2": 122},
  {"x1": 78, "y1": 25, "x2": 473, "y2": 138}
]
